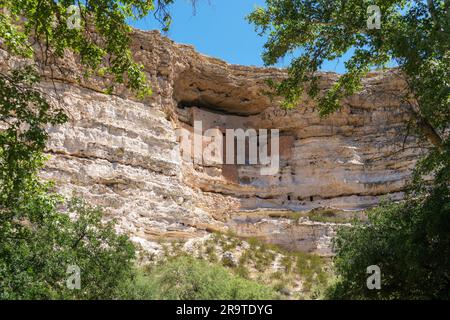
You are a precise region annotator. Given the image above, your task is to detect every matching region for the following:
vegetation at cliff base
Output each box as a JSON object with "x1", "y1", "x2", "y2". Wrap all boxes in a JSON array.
[
  {"x1": 149, "y1": 233, "x2": 333, "y2": 299},
  {"x1": 327, "y1": 186, "x2": 450, "y2": 299},
  {"x1": 119, "y1": 256, "x2": 277, "y2": 300}
]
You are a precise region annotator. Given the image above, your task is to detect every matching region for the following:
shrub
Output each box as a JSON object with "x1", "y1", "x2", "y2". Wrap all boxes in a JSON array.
[
  {"x1": 115, "y1": 269, "x2": 157, "y2": 300},
  {"x1": 326, "y1": 183, "x2": 450, "y2": 299},
  {"x1": 0, "y1": 197, "x2": 136, "y2": 300},
  {"x1": 144, "y1": 256, "x2": 276, "y2": 300}
]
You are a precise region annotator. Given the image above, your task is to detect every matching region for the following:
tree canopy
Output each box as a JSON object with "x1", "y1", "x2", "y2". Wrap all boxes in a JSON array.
[
  {"x1": 0, "y1": 0, "x2": 182, "y2": 97},
  {"x1": 248, "y1": 0, "x2": 448, "y2": 146}
]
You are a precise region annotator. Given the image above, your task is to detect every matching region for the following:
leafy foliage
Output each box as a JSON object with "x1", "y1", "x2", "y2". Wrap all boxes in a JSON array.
[
  {"x1": 248, "y1": 1, "x2": 449, "y2": 124},
  {"x1": 0, "y1": 66, "x2": 67, "y2": 206},
  {"x1": 0, "y1": 0, "x2": 180, "y2": 97},
  {"x1": 0, "y1": 196, "x2": 135, "y2": 299},
  {"x1": 139, "y1": 256, "x2": 277, "y2": 300},
  {"x1": 327, "y1": 180, "x2": 450, "y2": 299}
]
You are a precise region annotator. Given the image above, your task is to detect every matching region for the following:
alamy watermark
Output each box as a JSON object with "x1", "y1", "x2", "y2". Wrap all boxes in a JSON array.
[
  {"x1": 366, "y1": 265, "x2": 381, "y2": 290},
  {"x1": 367, "y1": 5, "x2": 382, "y2": 30},
  {"x1": 176, "y1": 121, "x2": 280, "y2": 176},
  {"x1": 67, "y1": 5, "x2": 81, "y2": 30},
  {"x1": 66, "y1": 264, "x2": 81, "y2": 290}
]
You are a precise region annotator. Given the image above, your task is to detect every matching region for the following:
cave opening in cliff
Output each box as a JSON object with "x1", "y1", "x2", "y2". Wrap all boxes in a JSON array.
[{"x1": 176, "y1": 100, "x2": 259, "y2": 117}]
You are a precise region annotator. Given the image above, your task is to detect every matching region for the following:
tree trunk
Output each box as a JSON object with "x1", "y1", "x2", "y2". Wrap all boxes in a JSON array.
[{"x1": 410, "y1": 108, "x2": 444, "y2": 150}]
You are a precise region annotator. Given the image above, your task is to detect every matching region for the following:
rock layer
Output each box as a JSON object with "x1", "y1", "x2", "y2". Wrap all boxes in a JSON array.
[{"x1": 2, "y1": 30, "x2": 424, "y2": 255}]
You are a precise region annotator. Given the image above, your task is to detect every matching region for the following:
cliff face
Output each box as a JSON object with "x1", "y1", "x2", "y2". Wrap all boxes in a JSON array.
[{"x1": 16, "y1": 30, "x2": 422, "y2": 255}]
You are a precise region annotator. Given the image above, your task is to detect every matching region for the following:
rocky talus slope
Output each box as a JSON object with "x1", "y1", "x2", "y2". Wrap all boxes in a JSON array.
[{"x1": 2, "y1": 30, "x2": 424, "y2": 255}]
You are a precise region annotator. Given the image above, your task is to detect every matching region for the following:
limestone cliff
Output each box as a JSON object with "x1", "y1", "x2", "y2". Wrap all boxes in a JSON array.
[{"x1": 3, "y1": 30, "x2": 424, "y2": 255}]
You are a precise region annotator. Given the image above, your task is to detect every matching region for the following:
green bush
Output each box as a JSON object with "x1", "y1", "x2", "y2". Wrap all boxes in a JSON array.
[
  {"x1": 115, "y1": 268, "x2": 157, "y2": 300},
  {"x1": 326, "y1": 182, "x2": 450, "y2": 300},
  {"x1": 142, "y1": 256, "x2": 277, "y2": 300},
  {"x1": 0, "y1": 197, "x2": 136, "y2": 300}
]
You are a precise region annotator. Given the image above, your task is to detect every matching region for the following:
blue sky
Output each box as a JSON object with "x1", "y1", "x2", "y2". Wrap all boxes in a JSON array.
[{"x1": 130, "y1": 0, "x2": 350, "y2": 73}]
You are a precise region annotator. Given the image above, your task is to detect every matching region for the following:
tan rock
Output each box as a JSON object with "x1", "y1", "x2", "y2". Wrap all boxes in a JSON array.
[{"x1": 1, "y1": 29, "x2": 425, "y2": 255}]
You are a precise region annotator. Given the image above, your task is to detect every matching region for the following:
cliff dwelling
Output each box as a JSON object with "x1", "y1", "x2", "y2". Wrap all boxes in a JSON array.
[{"x1": 24, "y1": 30, "x2": 424, "y2": 255}]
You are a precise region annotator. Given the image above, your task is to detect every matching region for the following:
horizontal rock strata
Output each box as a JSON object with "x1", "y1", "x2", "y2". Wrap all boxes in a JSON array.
[{"x1": 1, "y1": 29, "x2": 425, "y2": 254}]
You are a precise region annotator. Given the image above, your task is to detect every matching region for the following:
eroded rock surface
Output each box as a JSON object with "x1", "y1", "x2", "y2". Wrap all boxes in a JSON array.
[{"x1": 1, "y1": 30, "x2": 424, "y2": 255}]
